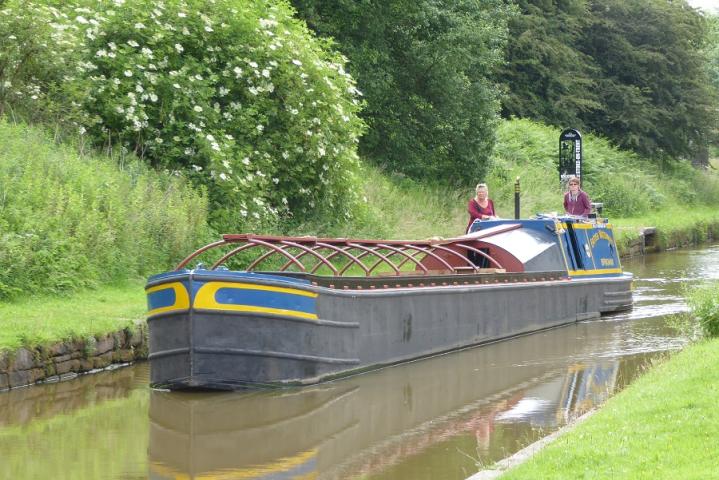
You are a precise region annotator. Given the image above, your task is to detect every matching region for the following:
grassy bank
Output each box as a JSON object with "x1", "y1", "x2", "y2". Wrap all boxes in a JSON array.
[
  {"x1": 0, "y1": 280, "x2": 145, "y2": 352},
  {"x1": 498, "y1": 338, "x2": 719, "y2": 479}
]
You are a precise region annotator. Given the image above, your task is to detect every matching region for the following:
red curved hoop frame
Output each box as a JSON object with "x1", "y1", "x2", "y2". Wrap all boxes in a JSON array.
[{"x1": 175, "y1": 226, "x2": 519, "y2": 276}]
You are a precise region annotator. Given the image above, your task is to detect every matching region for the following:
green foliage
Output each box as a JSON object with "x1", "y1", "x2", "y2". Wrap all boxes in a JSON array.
[
  {"x1": 292, "y1": 0, "x2": 513, "y2": 184},
  {"x1": 580, "y1": 0, "x2": 718, "y2": 158},
  {"x1": 687, "y1": 282, "x2": 719, "y2": 337},
  {"x1": 499, "y1": 0, "x2": 719, "y2": 160},
  {"x1": 0, "y1": 120, "x2": 209, "y2": 300},
  {"x1": 0, "y1": 0, "x2": 365, "y2": 231},
  {"x1": 498, "y1": 0, "x2": 600, "y2": 128},
  {"x1": 0, "y1": 4, "x2": 84, "y2": 125}
]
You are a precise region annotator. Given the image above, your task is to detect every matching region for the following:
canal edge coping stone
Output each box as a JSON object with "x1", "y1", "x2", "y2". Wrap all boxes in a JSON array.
[
  {"x1": 0, "y1": 323, "x2": 148, "y2": 392},
  {"x1": 466, "y1": 408, "x2": 598, "y2": 480}
]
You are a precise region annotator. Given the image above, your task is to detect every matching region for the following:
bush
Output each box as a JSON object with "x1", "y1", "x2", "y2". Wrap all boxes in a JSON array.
[
  {"x1": 0, "y1": 4, "x2": 84, "y2": 125},
  {"x1": 0, "y1": 0, "x2": 365, "y2": 231},
  {"x1": 687, "y1": 282, "x2": 719, "y2": 338},
  {"x1": 0, "y1": 120, "x2": 209, "y2": 300}
]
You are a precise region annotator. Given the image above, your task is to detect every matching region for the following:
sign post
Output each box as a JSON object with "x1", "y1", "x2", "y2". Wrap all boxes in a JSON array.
[{"x1": 559, "y1": 128, "x2": 582, "y2": 189}]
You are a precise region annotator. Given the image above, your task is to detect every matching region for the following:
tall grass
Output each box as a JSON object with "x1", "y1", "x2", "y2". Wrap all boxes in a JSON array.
[
  {"x1": 0, "y1": 120, "x2": 210, "y2": 300},
  {"x1": 687, "y1": 282, "x2": 719, "y2": 338}
]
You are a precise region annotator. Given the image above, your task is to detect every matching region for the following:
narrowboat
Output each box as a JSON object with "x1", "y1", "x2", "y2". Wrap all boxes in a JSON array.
[{"x1": 146, "y1": 215, "x2": 632, "y2": 390}]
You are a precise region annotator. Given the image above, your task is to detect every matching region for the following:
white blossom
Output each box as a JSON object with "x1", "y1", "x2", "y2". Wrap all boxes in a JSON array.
[{"x1": 175, "y1": 43, "x2": 184, "y2": 53}]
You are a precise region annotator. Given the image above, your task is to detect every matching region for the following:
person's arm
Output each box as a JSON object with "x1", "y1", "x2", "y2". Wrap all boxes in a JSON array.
[
  {"x1": 563, "y1": 193, "x2": 569, "y2": 213},
  {"x1": 488, "y1": 199, "x2": 497, "y2": 218},
  {"x1": 581, "y1": 191, "x2": 591, "y2": 216},
  {"x1": 468, "y1": 199, "x2": 482, "y2": 221}
]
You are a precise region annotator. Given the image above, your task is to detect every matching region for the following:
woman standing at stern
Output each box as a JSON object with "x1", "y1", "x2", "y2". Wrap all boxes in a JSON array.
[
  {"x1": 466, "y1": 183, "x2": 497, "y2": 233},
  {"x1": 563, "y1": 176, "x2": 591, "y2": 217}
]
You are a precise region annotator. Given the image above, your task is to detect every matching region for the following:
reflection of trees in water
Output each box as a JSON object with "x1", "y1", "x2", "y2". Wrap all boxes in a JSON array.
[{"x1": 0, "y1": 366, "x2": 148, "y2": 479}]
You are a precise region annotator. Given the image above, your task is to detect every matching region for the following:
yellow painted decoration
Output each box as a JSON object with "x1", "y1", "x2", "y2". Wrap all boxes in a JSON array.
[
  {"x1": 149, "y1": 448, "x2": 318, "y2": 480},
  {"x1": 567, "y1": 268, "x2": 623, "y2": 276}
]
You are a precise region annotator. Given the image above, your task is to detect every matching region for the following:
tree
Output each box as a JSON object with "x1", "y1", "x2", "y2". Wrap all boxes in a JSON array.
[
  {"x1": 292, "y1": 0, "x2": 513, "y2": 184},
  {"x1": 498, "y1": 0, "x2": 600, "y2": 129},
  {"x1": 580, "y1": 0, "x2": 718, "y2": 159}
]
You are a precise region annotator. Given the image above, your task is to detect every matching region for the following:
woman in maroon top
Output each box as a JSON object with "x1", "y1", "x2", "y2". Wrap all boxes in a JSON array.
[
  {"x1": 563, "y1": 176, "x2": 591, "y2": 217},
  {"x1": 466, "y1": 183, "x2": 497, "y2": 233}
]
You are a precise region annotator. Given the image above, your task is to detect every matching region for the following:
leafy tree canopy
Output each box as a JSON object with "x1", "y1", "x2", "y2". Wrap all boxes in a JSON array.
[
  {"x1": 293, "y1": 0, "x2": 514, "y2": 185},
  {"x1": 580, "y1": 0, "x2": 718, "y2": 159},
  {"x1": 498, "y1": 0, "x2": 600, "y2": 129}
]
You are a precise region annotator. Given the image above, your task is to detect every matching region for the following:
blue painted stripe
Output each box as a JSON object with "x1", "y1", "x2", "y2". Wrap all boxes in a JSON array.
[
  {"x1": 147, "y1": 288, "x2": 176, "y2": 311},
  {"x1": 215, "y1": 287, "x2": 316, "y2": 315}
]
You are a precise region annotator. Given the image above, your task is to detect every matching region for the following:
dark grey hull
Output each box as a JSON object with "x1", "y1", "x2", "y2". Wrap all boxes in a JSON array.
[{"x1": 149, "y1": 273, "x2": 633, "y2": 390}]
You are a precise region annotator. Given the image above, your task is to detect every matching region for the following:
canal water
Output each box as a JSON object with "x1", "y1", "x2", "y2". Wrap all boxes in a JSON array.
[{"x1": 2, "y1": 245, "x2": 718, "y2": 479}]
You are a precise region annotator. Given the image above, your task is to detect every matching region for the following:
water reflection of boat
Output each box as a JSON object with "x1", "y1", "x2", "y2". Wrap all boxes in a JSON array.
[
  {"x1": 146, "y1": 217, "x2": 633, "y2": 390},
  {"x1": 148, "y1": 321, "x2": 640, "y2": 480}
]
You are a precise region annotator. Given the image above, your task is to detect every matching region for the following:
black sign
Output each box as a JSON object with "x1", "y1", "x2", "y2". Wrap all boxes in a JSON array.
[{"x1": 559, "y1": 128, "x2": 582, "y2": 187}]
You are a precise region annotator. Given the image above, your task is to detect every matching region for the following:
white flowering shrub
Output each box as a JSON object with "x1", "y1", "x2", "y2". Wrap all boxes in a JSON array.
[
  {"x1": 0, "y1": 4, "x2": 85, "y2": 124},
  {"x1": 1, "y1": 0, "x2": 365, "y2": 231}
]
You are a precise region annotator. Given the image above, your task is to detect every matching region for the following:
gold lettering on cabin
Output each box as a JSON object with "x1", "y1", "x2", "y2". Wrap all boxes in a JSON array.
[
  {"x1": 589, "y1": 230, "x2": 612, "y2": 247},
  {"x1": 600, "y1": 258, "x2": 615, "y2": 266}
]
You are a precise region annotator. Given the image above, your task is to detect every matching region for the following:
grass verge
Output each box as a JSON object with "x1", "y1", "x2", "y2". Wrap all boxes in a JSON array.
[
  {"x1": 0, "y1": 279, "x2": 146, "y2": 352},
  {"x1": 498, "y1": 339, "x2": 719, "y2": 479}
]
